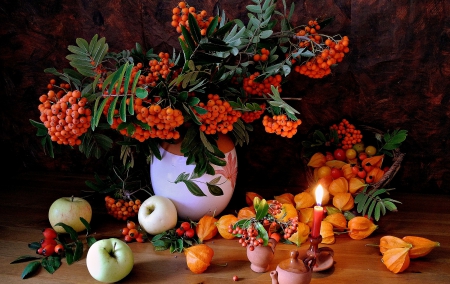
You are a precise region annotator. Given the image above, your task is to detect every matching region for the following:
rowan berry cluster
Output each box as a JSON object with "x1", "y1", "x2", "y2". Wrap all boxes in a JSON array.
[
  {"x1": 137, "y1": 104, "x2": 184, "y2": 140},
  {"x1": 242, "y1": 72, "x2": 282, "y2": 96},
  {"x1": 329, "y1": 118, "x2": 363, "y2": 149},
  {"x1": 268, "y1": 200, "x2": 283, "y2": 216},
  {"x1": 196, "y1": 94, "x2": 241, "y2": 135},
  {"x1": 139, "y1": 52, "x2": 178, "y2": 88},
  {"x1": 175, "y1": 221, "x2": 196, "y2": 239},
  {"x1": 102, "y1": 97, "x2": 148, "y2": 142},
  {"x1": 241, "y1": 104, "x2": 266, "y2": 123},
  {"x1": 253, "y1": 48, "x2": 270, "y2": 62},
  {"x1": 120, "y1": 220, "x2": 146, "y2": 243},
  {"x1": 279, "y1": 216, "x2": 299, "y2": 240},
  {"x1": 230, "y1": 200, "x2": 292, "y2": 251},
  {"x1": 171, "y1": 1, "x2": 217, "y2": 37},
  {"x1": 292, "y1": 20, "x2": 350, "y2": 79},
  {"x1": 295, "y1": 20, "x2": 322, "y2": 48},
  {"x1": 105, "y1": 196, "x2": 142, "y2": 221},
  {"x1": 233, "y1": 224, "x2": 265, "y2": 251},
  {"x1": 38, "y1": 80, "x2": 91, "y2": 146},
  {"x1": 36, "y1": 228, "x2": 64, "y2": 257},
  {"x1": 262, "y1": 114, "x2": 301, "y2": 138}
]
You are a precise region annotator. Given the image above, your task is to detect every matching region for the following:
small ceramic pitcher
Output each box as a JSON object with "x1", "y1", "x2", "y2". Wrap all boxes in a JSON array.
[
  {"x1": 269, "y1": 250, "x2": 315, "y2": 284},
  {"x1": 246, "y1": 238, "x2": 277, "y2": 273}
]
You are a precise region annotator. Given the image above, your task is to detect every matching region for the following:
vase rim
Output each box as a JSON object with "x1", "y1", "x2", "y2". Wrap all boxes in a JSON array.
[{"x1": 161, "y1": 133, "x2": 235, "y2": 155}]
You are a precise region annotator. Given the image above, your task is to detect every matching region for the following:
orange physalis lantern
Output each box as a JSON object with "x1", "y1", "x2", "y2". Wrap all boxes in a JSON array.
[
  {"x1": 184, "y1": 244, "x2": 214, "y2": 274},
  {"x1": 196, "y1": 215, "x2": 218, "y2": 243}
]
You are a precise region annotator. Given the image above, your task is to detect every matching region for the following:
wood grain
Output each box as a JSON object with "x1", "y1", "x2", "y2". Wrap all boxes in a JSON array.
[{"x1": 0, "y1": 171, "x2": 449, "y2": 283}]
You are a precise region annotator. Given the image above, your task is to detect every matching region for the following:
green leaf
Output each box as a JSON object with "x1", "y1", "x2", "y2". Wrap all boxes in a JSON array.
[
  {"x1": 188, "y1": 13, "x2": 202, "y2": 43},
  {"x1": 65, "y1": 248, "x2": 74, "y2": 265},
  {"x1": 80, "y1": 217, "x2": 92, "y2": 234},
  {"x1": 65, "y1": 53, "x2": 91, "y2": 63},
  {"x1": 130, "y1": 69, "x2": 142, "y2": 96},
  {"x1": 383, "y1": 200, "x2": 398, "y2": 212},
  {"x1": 67, "y1": 45, "x2": 89, "y2": 56},
  {"x1": 92, "y1": 96, "x2": 108, "y2": 129},
  {"x1": 54, "y1": 222, "x2": 78, "y2": 241},
  {"x1": 214, "y1": 21, "x2": 235, "y2": 37},
  {"x1": 136, "y1": 87, "x2": 148, "y2": 99},
  {"x1": 255, "y1": 199, "x2": 269, "y2": 220},
  {"x1": 356, "y1": 193, "x2": 369, "y2": 213},
  {"x1": 88, "y1": 34, "x2": 99, "y2": 53},
  {"x1": 107, "y1": 95, "x2": 119, "y2": 125},
  {"x1": 259, "y1": 30, "x2": 273, "y2": 39},
  {"x1": 247, "y1": 4, "x2": 263, "y2": 13},
  {"x1": 178, "y1": 38, "x2": 192, "y2": 72},
  {"x1": 41, "y1": 256, "x2": 61, "y2": 274},
  {"x1": 382, "y1": 129, "x2": 408, "y2": 151},
  {"x1": 181, "y1": 180, "x2": 206, "y2": 196},
  {"x1": 374, "y1": 202, "x2": 382, "y2": 221},
  {"x1": 86, "y1": 236, "x2": 97, "y2": 247},
  {"x1": 207, "y1": 184, "x2": 224, "y2": 196},
  {"x1": 255, "y1": 222, "x2": 269, "y2": 246},
  {"x1": 75, "y1": 37, "x2": 89, "y2": 53},
  {"x1": 122, "y1": 64, "x2": 133, "y2": 97},
  {"x1": 180, "y1": 25, "x2": 196, "y2": 53},
  {"x1": 199, "y1": 42, "x2": 233, "y2": 52},
  {"x1": 10, "y1": 255, "x2": 41, "y2": 264},
  {"x1": 119, "y1": 95, "x2": 127, "y2": 122},
  {"x1": 263, "y1": 4, "x2": 276, "y2": 19},
  {"x1": 73, "y1": 241, "x2": 84, "y2": 263},
  {"x1": 28, "y1": 242, "x2": 42, "y2": 250},
  {"x1": 92, "y1": 39, "x2": 108, "y2": 66},
  {"x1": 366, "y1": 200, "x2": 376, "y2": 220},
  {"x1": 21, "y1": 261, "x2": 41, "y2": 279},
  {"x1": 354, "y1": 192, "x2": 365, "y2": 204},
  {"x1": 206, "y1": 16, "x2": 219, "y2": 37}
]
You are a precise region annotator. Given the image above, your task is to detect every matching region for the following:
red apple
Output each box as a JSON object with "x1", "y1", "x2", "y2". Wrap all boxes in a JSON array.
[
  {"x1": 333, "y1": 149, "x2": 346, "y2": 161},
  {"x1": 330, "y1": 168, "x2": 343, "y2": 179}
]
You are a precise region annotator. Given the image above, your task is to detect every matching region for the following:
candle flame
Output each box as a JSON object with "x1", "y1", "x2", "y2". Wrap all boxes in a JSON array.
[{"x1": 315, "y1": 184, "x2": 324, "y2": 206}]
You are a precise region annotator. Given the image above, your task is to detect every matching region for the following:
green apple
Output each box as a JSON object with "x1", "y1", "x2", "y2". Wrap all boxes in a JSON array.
[
  {"x1": 138, "y1": 195, "x2": 178, "y2": 235},
  {"x1": 48, "y1": 196, "x2": 92, "y2": 233},
  {"x1": 353, "y1": 142, "x2": 365, "y2": 153},
  {"x1": 86, "y1": 238, "x2": 134, "y2": 283}
]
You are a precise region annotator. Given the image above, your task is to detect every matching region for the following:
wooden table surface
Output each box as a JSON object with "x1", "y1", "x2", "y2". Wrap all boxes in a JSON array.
[{"x1": 1, "y1": 171, "x2": 449, "y2": 284}]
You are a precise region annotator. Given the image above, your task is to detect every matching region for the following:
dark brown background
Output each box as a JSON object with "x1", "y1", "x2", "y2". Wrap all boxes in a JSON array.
[{"x1": 1, "y1": 0, "x2": 449, "y2": 198}]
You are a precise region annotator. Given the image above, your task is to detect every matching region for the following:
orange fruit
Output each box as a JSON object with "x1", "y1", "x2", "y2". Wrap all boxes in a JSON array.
[
  {"x1": 185, "y1": 244, "x2": 214, "y2": 274},
  {"x1": 196, "y1": 215, "x2": 218, "y2": 243},
  {"x1": 216, "y1": 214, "x2": 238, "y2": 239},
  {"x1": 317, "y1": 165, "x2": 332, "y2": 179},
  {"x1": 237, "y1": 206, "x2": 256, "y2": 219}
]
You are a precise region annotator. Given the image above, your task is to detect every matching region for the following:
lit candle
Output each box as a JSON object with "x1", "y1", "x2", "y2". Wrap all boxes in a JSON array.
[{"x1": 311, "y1": 184, "x2": 324, "y2": 238}]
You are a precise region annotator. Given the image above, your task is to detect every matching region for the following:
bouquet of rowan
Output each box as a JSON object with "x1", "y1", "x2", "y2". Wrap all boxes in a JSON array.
[{"x1": 30, "y1": 0, "x2": 350, "y2": 198}]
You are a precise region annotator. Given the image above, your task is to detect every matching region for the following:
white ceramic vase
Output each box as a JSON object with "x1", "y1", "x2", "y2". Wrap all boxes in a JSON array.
[{"x1": 150, "y1": 134, "x2": 237, "y2": 221}]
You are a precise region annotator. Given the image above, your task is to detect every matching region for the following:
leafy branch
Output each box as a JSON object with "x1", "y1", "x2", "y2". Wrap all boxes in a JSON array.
[
  {"x1": 376, "y1": 129, "x2": 408, "y2": 157},
  {"x1": 84, "y1": 156, "x2": 152, "y2": 200},
  {"x1": 151, "y1": 221, "x2": 199, "y2": 253},
  {"x1": 10, "y1": 218, "x2": 96, "y2": 279},
  {"x1": 354, "y1": 187, "x2": 401, "y2": 221}
]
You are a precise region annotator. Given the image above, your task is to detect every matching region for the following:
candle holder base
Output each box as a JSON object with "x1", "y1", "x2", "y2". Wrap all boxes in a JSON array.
[{"x1": 305, "y1": 234, "x2": 334, "y2": 272}]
